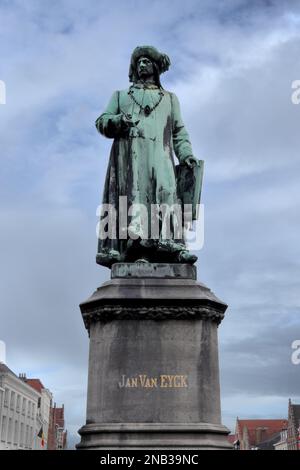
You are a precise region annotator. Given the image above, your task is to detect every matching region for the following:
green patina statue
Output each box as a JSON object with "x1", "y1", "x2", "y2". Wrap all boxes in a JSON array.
[{"x1": 95, "y1": 46, "x2": 203, "y2": 268}]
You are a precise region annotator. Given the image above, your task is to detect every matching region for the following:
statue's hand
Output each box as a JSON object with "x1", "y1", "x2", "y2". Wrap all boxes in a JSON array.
[
  {"x1": 121, "y1": 114, "x2": 139, "y2": 130},
  {"x1": 185, "y1": 156, "x2": 198, "y2": 169}
]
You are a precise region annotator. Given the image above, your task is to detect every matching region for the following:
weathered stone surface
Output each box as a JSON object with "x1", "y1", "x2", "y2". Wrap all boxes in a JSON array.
[
  {"x1": 77, "y1": 423, "x2": 231, "y2": 449},
  {"x1": 83, "y1": 319, "x2": 220, "y2": 423},
  {"x1": 80, "y1": 278, "x2": 226, "y2": 330},
  {"x1": 111, "y1": 262, "x2": 197, "y2": 280},
  {"x1": 77, "y1": 265, "x2": 231, "y2": 449}
]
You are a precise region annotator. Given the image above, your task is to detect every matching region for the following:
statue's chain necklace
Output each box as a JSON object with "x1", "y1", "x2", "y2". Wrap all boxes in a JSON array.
[{"x1": 128, "y1": 86, "x2": 164, "y2": 116}]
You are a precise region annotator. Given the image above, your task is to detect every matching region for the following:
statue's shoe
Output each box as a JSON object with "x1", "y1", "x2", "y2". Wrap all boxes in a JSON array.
[
  {"x1": 135, "y1": 258, "x2": 150, "y2": 263},
  {"x1": 176, "y1": 250, "x2": 198, "y2": 264},
  {"x1": 157, "y1": 240, "x2": 185, "y2": 253},
  {"x1": 96, "y1": 249, "x2": 121, "y2": 267}
]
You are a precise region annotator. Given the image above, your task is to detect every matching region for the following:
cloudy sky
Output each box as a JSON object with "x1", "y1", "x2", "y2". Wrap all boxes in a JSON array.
[{"x1": 1, "y1": 0, "x2": 300, "y2": 448}]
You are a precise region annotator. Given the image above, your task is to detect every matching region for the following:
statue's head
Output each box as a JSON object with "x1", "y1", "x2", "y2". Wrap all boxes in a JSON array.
[{"x1": 129, "y1": 46, "x2": 171, "y2": 86}]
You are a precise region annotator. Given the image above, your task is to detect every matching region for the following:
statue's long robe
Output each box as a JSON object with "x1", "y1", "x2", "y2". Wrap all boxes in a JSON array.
[{"x1": 96, "y1": 84, "x2": 194, "y2": 261}]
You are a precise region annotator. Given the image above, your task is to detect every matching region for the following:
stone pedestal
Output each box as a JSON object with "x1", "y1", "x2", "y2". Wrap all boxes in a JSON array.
[{"x1": 77, "y1": 264, "x2": 231, "y2": 449}]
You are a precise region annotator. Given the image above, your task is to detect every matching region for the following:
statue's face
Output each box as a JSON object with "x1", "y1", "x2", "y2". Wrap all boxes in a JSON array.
[{"x1": 137, "y1": 56, "x2": 154, "y2": 79}]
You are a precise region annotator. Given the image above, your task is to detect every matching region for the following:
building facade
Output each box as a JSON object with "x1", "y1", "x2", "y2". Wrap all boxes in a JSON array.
[
  {"x1": 274, "y1": 429, "x2": 288, "y2": 450},
  {"x1": 20, "y1": 376, "x2": 52, "y2": 450},
  {"x1": 0, "y1": 364, "x2": 40, "y2": 450},
  {"x1": 48, "y1": 403, "x2": 67, "y2": 450},
  {"x1": 0, "y1": 362, "x2": 66, "y2": 450},
  {"x1": 235, "y1": 418, "x2": 288, "y2": 450},
  {"x1": 287, "y1": 399, "x2": 300, "y2": 450}
]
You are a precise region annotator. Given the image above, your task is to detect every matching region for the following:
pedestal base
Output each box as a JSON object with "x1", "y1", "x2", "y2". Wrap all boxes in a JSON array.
[
  {"x1": 77, "y1": 264, "x2": 231, "y2": 450},
  {"x1": 77, "y1": 423, "x2": 231, "y2": 450}
]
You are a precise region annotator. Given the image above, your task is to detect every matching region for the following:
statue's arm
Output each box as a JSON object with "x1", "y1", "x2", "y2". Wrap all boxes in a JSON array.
[
  {"x1": 171, "y1": 93, "x2": 194, "y2": 164},
  {"x1": 95, "y1": 91, "x2": 125, "y2": 138}
]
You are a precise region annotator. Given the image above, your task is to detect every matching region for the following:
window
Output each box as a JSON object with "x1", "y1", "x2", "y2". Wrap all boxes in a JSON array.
[
  {"x1": 14, "y1": 420, "x2": 18, "y2": 445},
  {"x1": 20, "y1": 423, "x2": 24, "y2": 446},
  {"x1": 16, "y1": 395, "x2": 21, "y2": 412},
  {"x1": 29, "y1": 426, "x2": 33, "y2": 449},
  {"x1": 31, "y1": 403, "x2": 35, "y2": 418},
  {"x1": 10, "y1": 391, "x2": 15, "y2": 410},
  {"x1": 4, "y1": 388, "x2": 9, "y2": 407},
  {"x1": 25, "y1": 424, "x2": 29, "y2": 447},
  {"x1": 27, "y1": 401, "x2": 31, "y2": 417},
  {"x1": 7, "y1": 418, "x2": 12, "y2": 443},
  {"x1": 22, "y1": 397, "x2": 26, "y2": 415},
  {"x1": 1, "y1": 416, "x2": 7, "y2": 442}
]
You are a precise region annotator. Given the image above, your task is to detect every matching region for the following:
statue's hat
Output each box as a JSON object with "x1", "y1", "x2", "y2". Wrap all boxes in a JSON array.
[{"x1": 129, "y1": 46, "x2": 171, "y2": 83}]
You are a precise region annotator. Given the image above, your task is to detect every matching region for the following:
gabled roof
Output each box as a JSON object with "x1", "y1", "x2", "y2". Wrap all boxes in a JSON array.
[
  {"x1": 237, "y1": 419, "x2": 288, "y2": 446},
  {"x1": 51, "y1": 406, "x2": 65, "y2": 428},
  {"x1": 256, "y1": 431, "x2": 282, "y2": 450},
  {"x1": 0, "y1": 362, "x2": 17, "y2": 377},
  {"x1": 25, "y1": 378, "x2": 45, "y2": 393}
]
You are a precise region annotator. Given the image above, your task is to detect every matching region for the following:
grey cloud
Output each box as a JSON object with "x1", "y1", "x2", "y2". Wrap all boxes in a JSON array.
[
  {"x1": 220, "y1": 321, "x2": 300, "y2": 397},
  {"x1": 1, "y1": 0, "x2": 300, "y2": 446}
]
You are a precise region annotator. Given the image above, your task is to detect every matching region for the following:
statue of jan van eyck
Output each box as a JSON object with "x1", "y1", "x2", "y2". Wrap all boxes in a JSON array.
[{"x1": 95, "y1": 46, "x2": 203, "y2": 268}]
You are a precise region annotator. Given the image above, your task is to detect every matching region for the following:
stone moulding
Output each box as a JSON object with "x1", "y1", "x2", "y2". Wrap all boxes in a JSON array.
[
  {"x1": 77, "y1": 422, "x2": 232, "y2": 450},
  {"x1": 81, "y1": 303, "x2": 225, "y2": 331},
  {"x1": 79, "y1": 275, "x2": 228, "y2": 332}
]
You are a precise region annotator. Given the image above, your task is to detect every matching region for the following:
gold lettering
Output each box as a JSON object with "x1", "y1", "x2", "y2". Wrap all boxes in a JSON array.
[
  {"x1": 119, "y1": 374, "x2": 189, "y2": 388},
  {"x1": 160, "y1": 375, "x2": 168, "y2": 387},
  {"x1": 150, "y1": 378, "x2": 158, "y2": 387},
  {"x1": 118, "y1": 375, "x2": 126, "y2": 388},
  {"x1": 145, "y1": 378, "x2": 151, "y2": 388},
  {"x1": 166, "y1": 375, "x2": 173, "y2": 387},
  {"x1": 174, "y1": 375, "x2": 181, "y2": 387},
  {"x1": 139, "y1": 375, "x2": 147, "y2": 387},
  {"x1": 125, "y1": 378, "x2": 132, "y2": 387},
  {"x1": 131, "y1": 377, "x2": 138, "y2": 387},
  {"x1": 181, "y1": 375, "x2": 188, "y2": 387}
]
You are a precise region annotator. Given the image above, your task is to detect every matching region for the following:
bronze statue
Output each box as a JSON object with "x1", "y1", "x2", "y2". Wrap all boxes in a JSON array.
[{"x1": 95, "y1": 46, "x2": 203, "y2": 268}]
